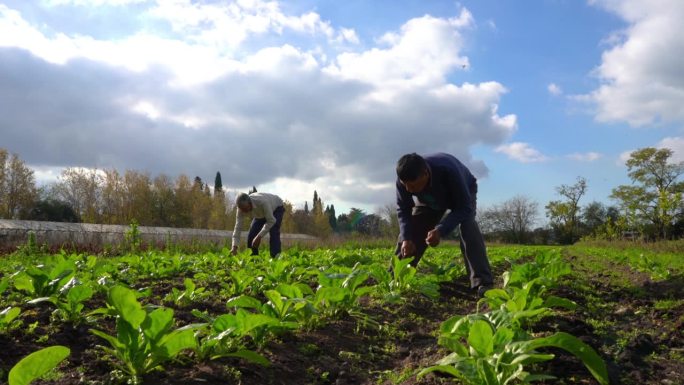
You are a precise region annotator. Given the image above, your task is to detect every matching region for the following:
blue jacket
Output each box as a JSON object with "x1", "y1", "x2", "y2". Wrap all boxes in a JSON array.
[{"x1": 396, "y1": 153, "x2": 477, "y2": 241}]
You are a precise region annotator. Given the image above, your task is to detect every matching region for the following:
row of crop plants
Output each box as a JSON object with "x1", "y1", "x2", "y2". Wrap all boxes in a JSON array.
[
  {"x1": 1, "y1": 246, "x2": 608, "y2": 384},
  {"x1": 569, "y1": 245, "x2": 677, "y2": 281},
  {"x1": 419, "y1": 249, "x2": 610, "y2": 384},
  {"x1": 1, "y1": 246, "x2": 467, "y2": 384}
]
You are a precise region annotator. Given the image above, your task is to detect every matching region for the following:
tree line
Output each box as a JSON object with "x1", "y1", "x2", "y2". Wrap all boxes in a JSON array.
[
  {"x1": 479, "y1": 147, "x2": 684, "y2": 243},
  {"x1": 1, "y1": 147, "x2": 682, "y2": 243},
  {"x1": 0, "y1": 148, "x2": 396, "y2": 238}
]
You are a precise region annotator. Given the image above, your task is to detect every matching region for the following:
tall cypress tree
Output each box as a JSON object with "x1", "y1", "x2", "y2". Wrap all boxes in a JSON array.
[
  {"x1": 328, "y1": 204, "x2": 337, "y2": 230},
  {"x1": 214, "y1": 172, "x2": 223, "y2": 197}
]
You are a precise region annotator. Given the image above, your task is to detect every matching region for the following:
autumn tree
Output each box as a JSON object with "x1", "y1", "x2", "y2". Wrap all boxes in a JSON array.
[
  {"x1": 150, "y1": 174, "x2": 176, "y2": 226},
  {"x1": 0, "y1": 149, "x2": 38, "y2": 219},
  {"x1": 122, "y1": 170, "x2": 155, "y2": 225},
  {"x1": 610, "y1": 147, "x2": 684, "y2": 239},
  {"x1": 100, "y1": 169, "x2": 125, "y2": 224},
  {"x1": 51, "y1": 167, "x2": 101, "y2": 223},
  {"x1": 190, "y1": 176, "x2": 212, "y2": 228},
  {"x1": 280, "y1": 201, "x2": 296, "y2": 234},
  {"x1": 173, "y1": 174, "x2": 194, "y2": 227},
  {"x1": 545, "y1": 177, "x2": 587, "y2": 244}
]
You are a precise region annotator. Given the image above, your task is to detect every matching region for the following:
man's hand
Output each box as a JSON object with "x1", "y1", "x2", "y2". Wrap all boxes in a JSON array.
[
  {"x1": 426, "y1": 229, "x2": 441, "y2": 247},
  {"x1": 230, "y1": 246, "x2": 238, "y2": 256},
  {"x1": 252, "y1": 235, "x2": 262, "y2": 249},
  {"x1": 400, "y1": 240, "x2": 416, "y2": 258}
]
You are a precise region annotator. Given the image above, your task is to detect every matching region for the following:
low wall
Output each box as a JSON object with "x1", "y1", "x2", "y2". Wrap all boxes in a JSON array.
[{"x1": 0, "y1": 219, "x2": 317, "y2": 251}]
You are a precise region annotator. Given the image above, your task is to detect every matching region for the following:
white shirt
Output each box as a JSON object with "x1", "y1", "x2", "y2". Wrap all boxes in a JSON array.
[{"x1": 231, "y1": 192, "x2": 284, "y2": 247}]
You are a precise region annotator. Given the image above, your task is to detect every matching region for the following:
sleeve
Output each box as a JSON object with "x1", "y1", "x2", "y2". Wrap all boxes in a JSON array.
[
  {"x1": 396, "y1": 179, "x2": 415, "y2": 242},
  {"x1": 434, "y1": 169, "x2": 475, "y2": 236},
  {"x1": 256, "y1": 198, "x2": 276, "y2": 239},
  {"x1": 231, "y1": 208, "x2": 244, "y2": 248}
]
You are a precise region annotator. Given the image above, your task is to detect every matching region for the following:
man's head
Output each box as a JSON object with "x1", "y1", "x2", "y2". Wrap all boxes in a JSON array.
[
  {"x1": 236, "y1": 193, "x2": 253, "y2": 213},
  {"x1": 396, "y1": 153, "x2": 430, "y2": 193}
]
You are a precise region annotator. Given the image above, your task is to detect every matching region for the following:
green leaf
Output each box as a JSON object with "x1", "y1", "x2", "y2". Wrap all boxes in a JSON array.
[
  {"x1": 264, "y1": 290, "x2": 285, "y2": 312},
  {"x1": 235, "y1": 311, "x2": 278, "y2": 334},
  {"x1": 509, "y1": 353, "x2": 555, "y2": 366},
  {"x1": 276, "y1": 283, "x2": 303, "y2": 299},
  {"x1": 13, "y1": 273, "x2": 35, "y2": 295},
  {"x1": 225, "y1": 349, "x2": 271, "y2": 366},
  {"x1": 226, "y1": 295, "x2": 262, "y2": 310},
  {"x1": 439, "y1": 336, "x2": 469, "y2": 356},
  {"x1": 142, "y1": 308, "x2": 174, "y2": 344},
  {"x1": 67, "y1": 285, "x2": 94, "y2": 304},
  {"x1": 467, "y1": 320, "x2": 493, "y2": 357},
  {"x1": 525, "y1": 332, "x2": 609, "y2": 385},
  {"x1": 90, "y1": 329, "x2": 125, "y2": 350},
  {"x1": 492, "y1": 326, "x2": 514, "y2": 350},
  {"x1": 418, "y1": 365, "x2": 462, "y2": 379},
  {"x1": 158, "y1": 328, "x2": 196, "y2": 358},
  {"x1": 315, "y1": 287, "x2": 347, "y2": 304},
  {"x1": 109, "y1": 286, "x2": 146, "y2": 328},
  {"x1": 1, "y1": 307, "x2": 21, "y2": 324},
  {"x1": 213, "y1": 314, "x2": 238, "y2": 333},
  {"x1": 543, "y1": 296, "x2": 577, "y2": 310},
  {"x1": 9, "y1": 346, "x2": 70, "y2": 385}
]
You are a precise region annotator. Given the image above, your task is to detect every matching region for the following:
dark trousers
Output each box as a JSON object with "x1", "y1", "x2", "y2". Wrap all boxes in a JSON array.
[
  {"x1": 247, "y1": 206, "x2": 285, "y2": 257},
  {"x1": 394, "y1": 206, "x2": 493, "y2": 288}
]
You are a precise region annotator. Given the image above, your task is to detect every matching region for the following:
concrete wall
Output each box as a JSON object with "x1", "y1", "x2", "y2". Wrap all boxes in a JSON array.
[{"x1": 0, "y1": 219, "x2": 317, "y2": 251}]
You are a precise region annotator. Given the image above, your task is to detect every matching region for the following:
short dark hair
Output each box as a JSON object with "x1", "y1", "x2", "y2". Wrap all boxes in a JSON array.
[
  {"x1": 396, "y1": 153, "x2": 427, "y2": 181},
  {"x1": 236, "y1": 193, "x2": 251, "y2": 207}
]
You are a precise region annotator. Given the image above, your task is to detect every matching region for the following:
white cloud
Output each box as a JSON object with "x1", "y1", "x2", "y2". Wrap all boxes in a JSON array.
[
  {"x1": 547, "y1": 83, "x2": 562, "y2": 96},
  {"x1": 587, "y1": 0, "x2": 684, "y2": 126},
  {"x1": 0, "y1": 3, "x2": 515, "y2": 212},
  {"x1": 31, "y1": 165, "x2": 65, "y2": 186},
  {"x1": 657, "y1": 137, "x2": 684, "y2": 163},
  {"x1": 495, "y1": 142, "x2": 549, "y2": 163},
  {"x1": 324, "y1": 9, "x2": 473, "y2": 90},
  {"x1": 45, "y1": 0, "x2": 148, "y2": 5},
  {"x1": 567, "y1": 152, "x2": 602, "y2": 161},
  {"x1": 617, "y1": 137, "x2": 684, "y2": 165}
]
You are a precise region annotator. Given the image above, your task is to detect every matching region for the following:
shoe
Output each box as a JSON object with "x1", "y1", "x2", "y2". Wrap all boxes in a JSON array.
[{"x1": 477, "y1": 285, "x2": 493, "y2": 298}]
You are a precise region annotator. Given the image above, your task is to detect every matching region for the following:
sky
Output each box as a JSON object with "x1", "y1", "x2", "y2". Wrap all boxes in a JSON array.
[{"x1": 1, "y1": 0, "x2": 683, "y2": 223}]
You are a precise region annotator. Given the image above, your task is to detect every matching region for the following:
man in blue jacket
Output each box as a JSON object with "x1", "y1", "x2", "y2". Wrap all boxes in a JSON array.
[{"x1": 395, "y1": 152, "x2": 493, "y2": 297}]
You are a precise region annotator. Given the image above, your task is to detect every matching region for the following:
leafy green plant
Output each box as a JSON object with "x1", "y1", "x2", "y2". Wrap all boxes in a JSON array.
[
  {"x1": 8, "y1": 345, "x2": 70, "y2": 385},
  {"x1": 0, "y1": 306, "x2": 22, "y2": 332},
  {"x1": 262, "y1": 283, "x2": 317, "y2": 324},
  {"x1": 226, "y1": 294, "x2": 301, "y2": 344},
  {"x1": 27, "y1": 280, "x2": 94, "y2": 324},
  {"x1": 633, "y1": 253, "x2": 671, "y2": 280},
  {"x1": 369, "y1": 256, "x2": 439, "y2": 302},
  {"x1": 504, "y1": 249, "x2": 570, "y2": 289},
  {"x1": 164, "y1": 278, "x2": 206, "y2": 307},
  {"x1": 420, "y1": 315, "x2": 609, "y2": 385},
  {"x1": 479, "y1": 278, "x2": 576, "y2": 324},
  {"x1": 314, "y1": 263, "x2": 374, "y2": 317},
  {"x1": 190, "y1": 309, "x2": 270, "y2": 365},
  {"x1": 13, "y1": 255, "x2": 76, "y2": 298},
  {"x1": 15, "y1": 231, "x2": 41, "y2": 257},
  {"x1": 90, "y1": 286, "x2": 198, "y2": 384},
  {"x1": 226, "y1": 269, "x2": 256, "y2": 297},
  {"x1": 124, "y1": 220, "x2": 142, "y2": 253}
]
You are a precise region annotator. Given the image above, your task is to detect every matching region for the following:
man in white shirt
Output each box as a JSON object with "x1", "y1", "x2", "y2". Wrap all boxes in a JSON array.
[{"x1": 231, "y1": 192, "x2": 285, "y2": 257}]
